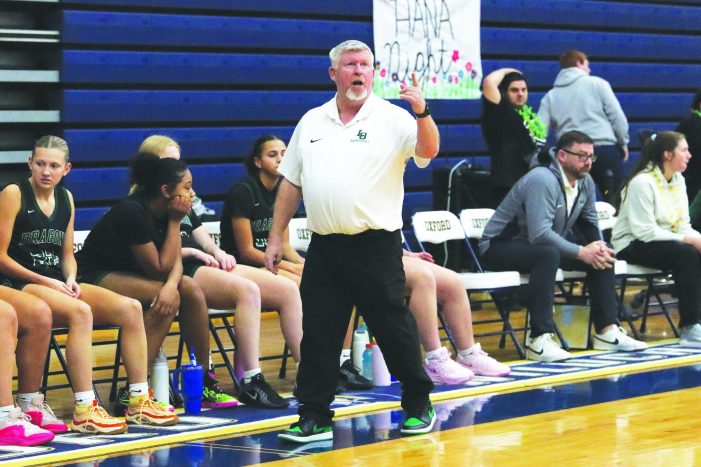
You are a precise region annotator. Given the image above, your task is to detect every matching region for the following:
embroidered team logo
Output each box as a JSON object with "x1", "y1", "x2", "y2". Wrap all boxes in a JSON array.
[{"x1": 351, "y1": 129, "x2": 369, "y2": 143}]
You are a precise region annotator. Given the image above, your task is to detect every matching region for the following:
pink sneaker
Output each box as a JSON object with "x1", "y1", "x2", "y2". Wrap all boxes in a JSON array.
[
  {"x1": 22, "y1": 394, "x2": 69, "y2": 434},
  {"x1": 457, "y1": 343, "x2": 511, "y2": 377},
  {"x1": 0, "y1": 407, "x2": 55, "y2": 446},
  {"x1": 424, "y1": 347, "x2": 474, "y2": 384}
]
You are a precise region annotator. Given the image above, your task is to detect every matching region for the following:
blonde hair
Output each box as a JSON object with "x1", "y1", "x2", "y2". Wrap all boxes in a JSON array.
[
  {"x1": 329, "y1": 40, "x2": 374, "y2": 69},
  {"x1": 138, "y1": 135, "x2": 180, "y2": 157},
  {"x1": 33, "y1": 135, "x2": 69, "y2": 161}
]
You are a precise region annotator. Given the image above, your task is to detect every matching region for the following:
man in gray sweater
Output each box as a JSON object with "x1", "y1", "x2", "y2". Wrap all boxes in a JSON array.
[
  {"x1": 538, "y1": 50, "x2": 629, "y2": 199},
  {"x1": 479, "y1": 130, "x2": 647, "y2": 362}
]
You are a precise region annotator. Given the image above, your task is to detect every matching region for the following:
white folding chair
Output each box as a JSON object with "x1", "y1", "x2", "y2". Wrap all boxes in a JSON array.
[
  {"x1": 288, "y1": 217, "x2": 311, "y2": 252},
  {"x1": 412, "y1": 210, "x2": 525, "y2": 358}
]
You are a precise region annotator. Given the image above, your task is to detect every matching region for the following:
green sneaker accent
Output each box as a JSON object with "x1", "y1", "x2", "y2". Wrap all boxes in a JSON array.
[
  {"x1": 278, "y1": 418, "x2": 333, "y2": 443},
  {"x1": 202, "y1": 376, "x2": 239, "y2": 408},
  {"x1": 400, "y1": 404, "x2": 436, "y2": 435}
]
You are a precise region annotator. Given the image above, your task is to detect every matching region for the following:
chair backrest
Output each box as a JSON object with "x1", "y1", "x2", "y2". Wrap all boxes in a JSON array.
[
  {"x1": 288, "y1": 217, "x2": 311, "y2": 252},
  {"x1": 459, "y1": 209, "x2": 495, "y2": 239},
  {"x1": 411, "y1": 210, "x2": 466, "y2": 244},
  {"x1": 202, "y1": 221, "x2": 221, "y2": 246},
  {"x1": 595, "y1": 201, "x2": 617, "y2": 231},
  {"x1": 73, "y1": 230, "x2": 90, "y2": 253}
]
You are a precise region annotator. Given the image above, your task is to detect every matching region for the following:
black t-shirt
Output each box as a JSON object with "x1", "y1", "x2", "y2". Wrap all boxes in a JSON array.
[
  {"x1": 76, "y1": 193, "x2": 168, "y2": 274},
  {"x1": 481, "y1": 96, "x2": 537, "y2": 189},
  {"x1": 220, "y1": 175, "x2": 278, "y2": 263},
  {"x1": 676, "y1": 113, "x2": 701, "y2": 199},
  {"x1": 179, "y1": 210, "x2": 202, "y2": 249},
  {"x1": 5, "y1": 178, "x2": 71, "y2": 281}
]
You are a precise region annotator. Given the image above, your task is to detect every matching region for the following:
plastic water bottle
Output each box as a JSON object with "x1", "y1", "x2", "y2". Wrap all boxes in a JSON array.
[
  {"x1": 150, "y1": 348, "x2": 169, "y2": 405},
  {"x1": 352, "y1": 322, "x2": 370, "y2": 369},
  {"x1": 361, "y1": 343, "x2": 374, "y2": 383},
  {"x1": 372, "y1": 343, "x2": 391, "y2": 386}
]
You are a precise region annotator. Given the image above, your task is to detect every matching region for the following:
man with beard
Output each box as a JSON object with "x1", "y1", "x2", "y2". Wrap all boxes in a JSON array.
[
  {"x1": 265, "y1": 40, "x2": 439, "y2": 443},
  {"x1": 481, "y1": 68, "x2": 547, "y2": 207},
  {"x1": 479, "y1": 131, "x2": 647, "y2": 362}
]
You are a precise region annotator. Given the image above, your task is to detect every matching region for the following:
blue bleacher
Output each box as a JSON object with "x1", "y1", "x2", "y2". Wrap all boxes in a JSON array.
[{"x1": 55, "y1": 1, "x2": 701, "y2": 229}]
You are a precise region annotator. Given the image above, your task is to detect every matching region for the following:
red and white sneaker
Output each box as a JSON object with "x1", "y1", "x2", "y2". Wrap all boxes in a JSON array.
[
  {"x1": 22, "y1": 394, "x2": 69, "y2": 434},
  {"x1": 457, "y1": 343, "x2": 511, "y2": 377},
  {"x1": 0, "y1": 407, "x2": 54, "y2": 446},
  {"x1": 424, "y1": 347, "x2": 474, "y2": 384}
]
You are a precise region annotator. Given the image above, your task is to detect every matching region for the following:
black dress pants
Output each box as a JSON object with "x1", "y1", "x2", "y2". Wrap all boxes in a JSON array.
[{"x1": 295, "y1": 229, "x2": 433, "y2": 425}]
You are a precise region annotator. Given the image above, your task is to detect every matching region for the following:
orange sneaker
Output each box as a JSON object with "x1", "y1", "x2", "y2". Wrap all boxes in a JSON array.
[
  {"x1": 126, "y1": 395, "x2": 179, "y2": 426},
  {"x1": 71, "y1": 400, "x2": 127, "y2": 434}
]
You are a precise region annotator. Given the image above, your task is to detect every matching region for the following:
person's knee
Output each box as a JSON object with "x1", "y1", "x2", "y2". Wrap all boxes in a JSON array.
[
  {"x1": 538, "y1": 246, "x2": 561, "y2": 270},
  {"x1": 406, "y1": 263, "x2": 436, "y2": 294},
  {"x1": 179, "y1": 276, "x2": 206, "y2": 306},
  {"x1": 121, "y1": 298, "x2": 144, "y2": 327},
  {"x1": 27, "y1": 299, "x2": 52, "y2": 334},
  {"x1": 71, "y1": 301, "x2": 94, "y2": 330},
  {"x1": 0, "y1": 302, "x2": 18, "y2": 336},
  {"x1": 237, "y1": 280, "x2": 261, "y2": 310}
]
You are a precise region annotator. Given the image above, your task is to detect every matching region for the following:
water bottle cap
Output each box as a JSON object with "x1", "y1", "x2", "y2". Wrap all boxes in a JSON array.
[{"x1": 365, "y1": 343, "x2": 373, "y2": 349}]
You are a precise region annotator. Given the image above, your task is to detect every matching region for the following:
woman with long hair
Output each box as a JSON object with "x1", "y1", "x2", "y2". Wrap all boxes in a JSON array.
[{"x1": 612, "y1": 131, "x2": 701, "y2": 347}]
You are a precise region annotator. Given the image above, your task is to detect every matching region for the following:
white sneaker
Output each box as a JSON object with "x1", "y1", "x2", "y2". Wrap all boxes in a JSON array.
[
  {"x1": 592, "y1": 326, "x2": 648, "y2": 351},
  {"x1": 526, "y1": 333, "x2": 571, "y2": 362},
  {"x1": 679, "y1": 323, "x2": 701, "y2": 348}
]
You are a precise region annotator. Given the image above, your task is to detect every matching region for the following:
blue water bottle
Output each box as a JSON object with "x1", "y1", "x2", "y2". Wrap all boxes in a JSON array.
[
  {"x1": 174, "y1": 349, "x2": 204, "y2": 414},
  {"x1": 362, "y1": 343, "x2": 374, "y2": 383}
]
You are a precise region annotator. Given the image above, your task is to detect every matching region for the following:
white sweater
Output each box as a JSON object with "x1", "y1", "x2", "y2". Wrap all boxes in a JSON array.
[{"x1": 612, "y1": 165, "x2": 700, "y2": 252}]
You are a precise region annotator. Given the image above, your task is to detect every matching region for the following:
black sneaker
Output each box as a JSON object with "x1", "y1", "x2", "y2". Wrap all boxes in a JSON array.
[
  {"x1": 400, "y1": 402, "x2": 436, "y2": 435},
  {"x1": 113, "y1": 386, "x2": 129, "y2": 416},
  {"x1": 277, "y1": 417, "x2": 333, "y2": 443},
  {"x1": 339, "y1": 359, "x2": 373, "y2": 390},
  {"x1": 237, "y1": 373, "x2": 289, "y2": 409}
]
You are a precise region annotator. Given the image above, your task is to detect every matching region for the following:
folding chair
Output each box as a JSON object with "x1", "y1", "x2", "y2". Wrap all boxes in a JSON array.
[{"x1": 412, "y1": 210, "x2": 525, "y2": 358}]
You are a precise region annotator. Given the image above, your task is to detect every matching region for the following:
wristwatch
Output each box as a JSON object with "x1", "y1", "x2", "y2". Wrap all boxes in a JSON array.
[{"x1": 415, "y1": 103, "x2": 430, "y2": 119}]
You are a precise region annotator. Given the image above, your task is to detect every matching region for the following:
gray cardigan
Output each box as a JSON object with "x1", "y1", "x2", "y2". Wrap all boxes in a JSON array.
[{"x1": 479, "y1": 154, "x2": 601, "y2": 257}]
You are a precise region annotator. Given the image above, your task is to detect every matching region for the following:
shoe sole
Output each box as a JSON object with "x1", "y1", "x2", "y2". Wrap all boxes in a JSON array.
[
  {"x1": 277, "y1": 430, "x2": 333, "y2": 443},
  {"x1": 526, "y1": 350, "x2": 571, "y2": 362},
  {"x1": 400, "y1": 415, "x2": 436, "y2": 435},
  {"x1": 71, "y1": 421, "x2": 128, "y2": 435},
  {"x1": 125, "y1": 413, "x2": 179, "y2": 426},
  {"x1": 238, "y1": 395, "x2": 289, "y2": 409},
  {"x1": 202, "y1": 400, "x2": 239, "y2": 408},
  {"x1": 0, "y1": 433, "x2": 55, "y2": 446},
  {"x1": 679, "y1": 339, "x2": 701, "y2": 348},
  {"x1": 592, "y1": 343, "x2": 649, "y2": 351}
]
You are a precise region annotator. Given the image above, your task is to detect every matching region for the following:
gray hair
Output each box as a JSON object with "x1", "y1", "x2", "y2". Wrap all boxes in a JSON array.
[{"x1": 329, "y1": 40, "x2": 374, "y2": 69}]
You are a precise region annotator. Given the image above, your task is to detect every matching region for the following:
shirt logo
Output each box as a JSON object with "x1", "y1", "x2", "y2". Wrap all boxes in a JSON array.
[
  {"x1": 351, "y1": 129, "x2": 369, "y2": 143},
  {"x1": 28, "y1": 210, "x2": 35, "y2": 214},
  {"x1": 310, "y1": 138, "x2": 323, "y2": 143}
]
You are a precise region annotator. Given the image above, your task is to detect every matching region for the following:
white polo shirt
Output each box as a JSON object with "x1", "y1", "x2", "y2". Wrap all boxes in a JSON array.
[{"x1": 280, "y1": 93, "x2": 429, "y2": 235}]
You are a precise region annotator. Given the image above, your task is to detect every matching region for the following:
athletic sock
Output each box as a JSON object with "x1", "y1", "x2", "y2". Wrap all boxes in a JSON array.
[
  {"x1": 340, "y1": 349, "x2": 351, "y2": 366},
  {"x1": 74, "y1": 390, "x2": 96, "y2": 406},
  {"x1": 458, "y1": 345, "x2": 477, "y2": 359},
  {"x1": 425, "y1": 348, "x2": 443, "y2": 361},
  {"x1": 243, "y1": 368, "x2": 262, "y2": 384},
  {"x1": 16, "y1": 392, "x2": 41, "y2": 410},
  {"x1": 128, "y1": 382, "x2": 150, "y2": 399}
]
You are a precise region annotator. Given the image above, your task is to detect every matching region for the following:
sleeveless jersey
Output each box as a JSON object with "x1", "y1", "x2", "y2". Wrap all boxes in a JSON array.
[
  {"x1": 7, "y1": 178, "x2": 71, "y2": 280},
  {"x1": 220, "y1": 175, "x2": 278, "y2": 262}
]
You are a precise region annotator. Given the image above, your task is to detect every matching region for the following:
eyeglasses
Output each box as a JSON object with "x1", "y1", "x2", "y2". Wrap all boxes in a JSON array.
[{"x1": 562, "y1": 148, "x2": 597, "y2": 162}]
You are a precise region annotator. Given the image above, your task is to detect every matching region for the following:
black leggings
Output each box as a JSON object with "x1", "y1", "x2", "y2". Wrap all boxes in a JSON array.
[{"x1": 618, "y1": 240, "x2": 701, "y2": 328}]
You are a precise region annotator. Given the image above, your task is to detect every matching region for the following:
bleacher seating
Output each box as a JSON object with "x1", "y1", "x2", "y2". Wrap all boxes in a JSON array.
[{"x1": 20, "y1": 0, "x2": 701, "y2": 231}]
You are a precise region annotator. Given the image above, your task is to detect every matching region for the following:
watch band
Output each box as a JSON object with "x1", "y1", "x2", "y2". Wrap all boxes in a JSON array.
[{"x1": 415, "y1": 103, "x2": 430, "y2": 119}]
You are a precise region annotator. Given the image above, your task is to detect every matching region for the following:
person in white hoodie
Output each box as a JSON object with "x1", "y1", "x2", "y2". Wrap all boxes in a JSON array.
[
  {"x1": 538, "y1": 50, "x2": 629, "y2": 199},
  {"x1": 612, "y1": 131, "x2": 701, "y2": 347}
]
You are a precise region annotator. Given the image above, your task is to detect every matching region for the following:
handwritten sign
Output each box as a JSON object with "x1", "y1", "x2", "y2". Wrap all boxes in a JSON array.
[{"x1": 372, "y1": 0, "x2": 482, "y2": 99}]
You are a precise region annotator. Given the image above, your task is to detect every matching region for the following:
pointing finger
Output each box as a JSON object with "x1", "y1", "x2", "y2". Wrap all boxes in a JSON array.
[{"x1": 411, "y1": 72, "x2": 419, "y2": 87}]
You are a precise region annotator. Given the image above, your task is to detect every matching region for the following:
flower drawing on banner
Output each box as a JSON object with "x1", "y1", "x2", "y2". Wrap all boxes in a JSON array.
[
  {"x1": 452, "y1": 50, "x2": 460, "y2": 62},
  {"x1": 432, "y1": 76, "x2": 437, "y2": 83},
  {"x1": 375, "y1": 61, "x2": 381, "y2": 70},
  {"x1": 466, "y1": 62, "x2": 473, "y2": 72},
  {"x1": 380, "y1": 68, "x2": 387, "y2": 78},
  {"x1": 459, "y1": 70, "x2": 464, "y2": 78},
  {"x1": 454, "y1": 76, "x2": 459, "y2": 83},
  {"x1": 471, "y1": 70, "x2": 477, "y2": 79},
  {"x1": 391, "y1": 72, "x2": 399, "y2": 82}
]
